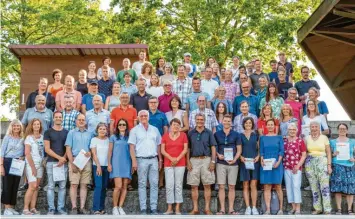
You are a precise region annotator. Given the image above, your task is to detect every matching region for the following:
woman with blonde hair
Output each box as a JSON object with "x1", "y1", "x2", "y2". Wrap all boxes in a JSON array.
[
  {"x1": 105, "y1": 82, "x2": 121, "y2": 112},
  {"x1": 75, "y1": 69, "x2": 88, "y2": 96},
  {"x1": 307, "y1": 87, "x2": 329, "y2": 119},
  {"x1": 285, "y1": 87, "x2": 303, "y2": 133},
  {"x1": 140, "y1": 62, "x2": 154, "y2": 88},
  {"x1": 22, "y1": 119, "x2": 44, "y2": 215},
  {"x1": 279, "y1": 104, "x2": 298, "y2": 137},
  {"x1": 257, "y1": 104, "x2": 279, "y2": 136},
  {"x1": 147, "y1": 74, "x2": 164, "y2": 97},
  {"x1": 1, "y1": 119, "x2": 25, "y2": 216},
  {"x1": 211, "y1": 63, "x2": 220, "y2": 84},
  {"x1": 160, "y1": 62, "x2": 176, "y2": 85},
  {"x1": 47, "y1": 69, "x2": 64, "y2": 98}
]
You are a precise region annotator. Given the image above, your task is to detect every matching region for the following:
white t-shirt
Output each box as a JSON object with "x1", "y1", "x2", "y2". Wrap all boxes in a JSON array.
[
  {"x1": 147, "y1": 86, "x2": 164, "y2": 98},
  {"x1": 201, "y1": 79, "x2": 219, "y2": 98},
  {"x1": 90, "y1": 137, "x2": 109, "y2": 166},
  {"x1": 302, "y1": 114, "x2": 329, "y2": 137},
  {"x1": 25, "y1": 135, "x2": 44, "y2": 165},
  {"x1": 132, "y1": 61, "x2": 144, "y2": 78}
]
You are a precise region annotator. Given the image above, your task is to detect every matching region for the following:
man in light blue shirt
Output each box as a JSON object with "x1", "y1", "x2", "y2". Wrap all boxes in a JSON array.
[
  {"x1": 185, "y1": 77, "x2": 211, "y2": 113},
  {"x1": 21, "y1": 95, "x2": 53, "y2": 133},
  {"x1": 86, "y1": 95, "x2": 110, "y2": 133},
  {"x1": 65, "y1": 114, "x2": 93, "y2": 214},
  {"x1": 128, "y1": 110, "x2": 162, "y2": 215}
]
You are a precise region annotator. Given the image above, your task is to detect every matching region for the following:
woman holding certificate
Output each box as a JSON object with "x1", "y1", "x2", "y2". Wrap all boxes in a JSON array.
[
  {"x1": 90, "y1": 123, "x2": 110, "y2": 215},
  {"x1": 23, "y1": 118, "x2": 45, "y2": 215},
  {"x1": 108, "y1": 119, "x2": 132, "y2": 215},
  {"x1": 304, "y1": 121, "x2": 332, "y2": 215},
  {"x1": 301, "y1": 100, "x2": 329, "y2": 138},
  {"x1": 0, "y1": 119, "x2": 25, "y2": 216},
  {"x1": 239, "y1": 117, "x2": 260, "y2": 215},
  {"x1": 330, "y1": 123, "x2": 355, "y2": 215},
  {"x1": 260, "y1": 119, "x2": 284, "y2": 215},
  {"x1": 283, "y1": 123, "x2": 307, "y2": 215}
]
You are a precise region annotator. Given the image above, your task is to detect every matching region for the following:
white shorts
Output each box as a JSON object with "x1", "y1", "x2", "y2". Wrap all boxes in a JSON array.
[{"x1": 25, "y1": 163, "x2": 44, "y2": 183}]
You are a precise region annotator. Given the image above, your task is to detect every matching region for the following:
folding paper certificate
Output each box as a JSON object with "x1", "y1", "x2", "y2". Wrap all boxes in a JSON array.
[
  {"x1": 263, "y1": 158, "x2": 276, "y2": 171},
  {"x1": 53, "y1": 163, "x2": 65, "y2": 182},
  {"x1": 224, "y1": 148, "x2": 234, "y2": 161},
  {"x1": 245, "y1": 158, "x2": 255, "y2": 170},
  {"x1": 9, "y1": 159, "x2": 25, "y2": 176},
  {"x1": 336, "y1": 142, "x2": 350, "y2": 161},
  {"x1": 73, "y1": 149, "x2": 90, "y2": 170}
]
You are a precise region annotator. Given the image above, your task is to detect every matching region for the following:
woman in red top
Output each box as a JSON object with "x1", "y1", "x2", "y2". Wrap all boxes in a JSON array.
[
  {"x1": 257, "y1": 104, "x2": 279, "y2": 135},
  {"x1": 283, "y1": 123, "x2": 307, "y2": 215},
  {"x1": 161, "y1": 118, "x2": 188, "y2": 215}
]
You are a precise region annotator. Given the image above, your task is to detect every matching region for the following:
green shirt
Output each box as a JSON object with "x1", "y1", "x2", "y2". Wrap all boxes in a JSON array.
[{"x1": 116, "y1": 69, "x2": 138, "y2": 84}]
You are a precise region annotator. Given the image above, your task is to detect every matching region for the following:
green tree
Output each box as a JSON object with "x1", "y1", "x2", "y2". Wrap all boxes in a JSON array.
[{"x1": 1, "y1": 0, "x2": 108, "y2": 114}]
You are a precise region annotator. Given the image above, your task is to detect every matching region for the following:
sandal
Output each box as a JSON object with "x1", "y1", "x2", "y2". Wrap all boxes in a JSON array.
[
  {"x1": 163, "y1": 211, "x2": 174, "y2": 215},
  {"x1": 22, "y1": 210, "x2": 33, "y2": 215},
  {"x1": 100, "y1": 210, "x2": 106, "y2": 215},
  {"x1": 336, "y1": 209, "x2": 342, "y2": 215},
  {"x1": 229, "y1": 211, "x2": 239, "y2": 215},
  {"x1": 216, "y1": 211, "x2": 225, "y2": 215},
  {"x1": 312, "y1": 210, "x2": 322, "y2": 215},
  {"x1": 94, "y1": 211, "x2": 101, "y2": 215},
  {"x1": 30, "y1": 208, "x2": 40, "y2": 215},
  {"x1": 277, "y1": 210, "x2": 284, "y2": 215},
  {"x1": 264, "y1": 211, "x2": 270, "y2": 215},
  {"x1": 127, "y1": 185, "x2": 134, "y2": 191},
  {"x1": 288, "y1": 209, "x2": 296, "y2": 215},
  {"x1": 349, "y1": 210, "x2": 354, "y2": 215}
]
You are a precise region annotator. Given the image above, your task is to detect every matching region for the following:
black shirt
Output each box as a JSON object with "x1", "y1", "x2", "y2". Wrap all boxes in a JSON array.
[
  {"x1": 26, "y1": 90, "x2": 55, "y2": 112},
  {"x1": 44, "y1": 128, "x2": 69, "y2": 162},
  {"x1": 129, "y1": 92, "x2": 152, "y2": 113},
  {"x1": 188, "y1": 128, "x2": 217, "y2": 157},
  {"x1": 277, "y1": 82, "x2": 293, "y2": 99}
]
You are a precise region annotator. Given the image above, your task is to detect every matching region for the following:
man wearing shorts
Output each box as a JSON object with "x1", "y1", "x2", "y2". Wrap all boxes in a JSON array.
[
  {"x1": 214, "y1": 114, "x2": 242, "y2": 215},
  {"x1": 65, "y1": 114, "x2": 93, "y2": 215},
  {"x1": 187, "y1": 113, "x2": 217, "y2": 215}
]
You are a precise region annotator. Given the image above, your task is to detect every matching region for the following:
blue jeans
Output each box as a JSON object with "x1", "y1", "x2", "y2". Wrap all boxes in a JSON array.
[
  {"x1": 46, "y1": 162, "x2": 68, "y2": 211},
  {"x1": 92, "y1": 165, "x2": 109, "y2": 211},
  {"x1": 137, "y1": 158, "x2": 159, "y2": 211}
]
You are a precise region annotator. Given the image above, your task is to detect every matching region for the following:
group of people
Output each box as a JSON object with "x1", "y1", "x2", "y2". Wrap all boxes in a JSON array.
[{"x1": 1, "y1": 51, "x2": 355, "y2": 216}]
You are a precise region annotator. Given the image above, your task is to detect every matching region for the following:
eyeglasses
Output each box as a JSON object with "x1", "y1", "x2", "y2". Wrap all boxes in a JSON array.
[
  {"x1": 164, "y1": 84, "x2": 172, "y2": 87},
  {"x1": 289, "y1": 92, "x2": 297, "y2": 95},
  {"x1": 118, "y1": 123, "x2": 127, "y2": 127},
  {"x1": 197, "y1": 133, "x2": 201, "y2": 141},
  {"x1": 139, "y1": 115, "x2": 148, "y2": 118},
  {"x1": 149, "y1": 101, "x2": 158, "y2": 104}
]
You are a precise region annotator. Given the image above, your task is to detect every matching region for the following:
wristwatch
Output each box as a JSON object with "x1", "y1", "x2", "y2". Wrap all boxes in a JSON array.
[{"x1": 211, "y1": 160, "x2": 216, "y2": 164}]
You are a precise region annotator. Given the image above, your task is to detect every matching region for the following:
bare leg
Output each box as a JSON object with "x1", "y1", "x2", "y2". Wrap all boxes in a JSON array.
[
  {"x1": 113, "y1": 178, "x2": 122, "y2": 207},
  {"x1": 217, "y1": 184, "x2": 225, "y2": 212},
  {"x1": 23, "y1": 182, "x2": 38, "y2": 210},
  {"x1": 274, "y1": 184, "x2": 283, "y2": 210},
  {"x1": 70, "y1": 184, "x2": 78, "y2": 209},
  {"x1": 204, "y1": 185, "x2": 211, "y2": 211},
  {"x1": 175, "y1": 203, "x2": 181, "y2": 214},
  {"x1": 228, "y1": 185, "x2": 236, "y2": 213},
  {"x1": 118, "y1": 179, "x2": 129, "y2": 207},
  {"x1": 250, "y1": 180, "x2": 258, "y2": 207},
  {"x1": 264, "y1": 185, "x2": 272, "y2": 212},
  {"x1": 346, "y1": 195, "x2": 353, "y2": 211},
  {"x1": 243, "y1": 181, "x2": 250, "y2": 207},
  {"x1": 191, "y1": 186, "x2": 199, "y2": 212},
  {"x1": 79, "y1": 183, "x2": 87, "y2": 209},
  {"x1": 29, "y1": 179, "x2": 41, "y2": 209}
]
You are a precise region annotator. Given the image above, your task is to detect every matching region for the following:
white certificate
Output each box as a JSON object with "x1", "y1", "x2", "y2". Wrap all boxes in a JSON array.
[
  {"x1": 245, "y1": 158, "x2": 255, "y2": 170},
  {"x1": 9, "y1": 159, "x2": 25, "y2": 176},
  {"x1": 53, "y1": 163, "x2": 65, "y2": 182},
  {"x1": 73, "y1": 149, "x2": 90, "y2": 170},
  {"x1": 263, "y1": 158, "x2": 276, "y2": 171},
  {"x1": 336, "y1": 142, "x2": 350, "y2": 161},
  {"x1": 224, "y1": 148, "x2": 234, "y2": 161}
]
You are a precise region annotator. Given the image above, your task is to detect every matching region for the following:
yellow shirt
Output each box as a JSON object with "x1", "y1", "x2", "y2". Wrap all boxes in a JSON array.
[{"x1": 305, "y1": 135, "x2": 329, "y2": 157}]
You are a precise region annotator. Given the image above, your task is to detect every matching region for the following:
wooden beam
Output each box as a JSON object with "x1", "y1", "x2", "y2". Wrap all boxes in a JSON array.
[
  {"x1": 333, "y1": 8, "x2": 355, "y2": 19},
  {"x1": 337, "y1": 0, "x2": 355, "y2": 7},
  {"x1": 332, "y1": 55, "x2": 355, "y2": 88},
  {"x1": 77, "y1": 48, "x2": 85, "y2": 57},
  {"x1": 311, "y1": 31, "x2": 355, "y2": 46},
  {"x1": 333, "y1": 79, "x2": 355, "y2": 91},
  {"x1": 297, "y1": 0, "x2": 340, "y2": 43},
  {"x1": 314, "y1": 27, "x2": 355, "y2": 35}
]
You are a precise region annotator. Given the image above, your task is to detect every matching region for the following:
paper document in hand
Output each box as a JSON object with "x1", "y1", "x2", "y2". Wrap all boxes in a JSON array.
[
  {"x1": 263, "y1": 158, "x2": 276, "y2": 171},
  {"x1": 73, "y1": 149, "x2": 90, "y2": 170},
  {"x1": 224, "y1": 148, "x2": 234, "y2": 161},
  {"x1": 336, "y1": 142, "x2": 350, "y2": 161},
  {"x1": 245, "y1": 158, "x2": 255, "y2": 170},
  {"x1": 53, "y1": 163, "x2": 66, "y2": 182},
  {"x1": 9, "y1": 159, "x2": 25, "y2": 176}
]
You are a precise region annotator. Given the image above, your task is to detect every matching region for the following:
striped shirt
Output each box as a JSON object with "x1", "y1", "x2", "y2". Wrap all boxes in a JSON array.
[{"x1": 172, "y1": 77, "x2": 192, "y2": 109}]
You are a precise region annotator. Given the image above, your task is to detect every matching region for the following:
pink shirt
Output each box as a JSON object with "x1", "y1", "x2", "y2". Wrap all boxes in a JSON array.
[
  {"x1": 285, "y1": 100, "x2": 302, "y2": 134},
  {"x1": 158, "y1": 93, "x2": 176, "y2": 113},
  {"x1": 56, "y1": 89, "x2": 82, "y2": 110},
  {"x1": 220, "y1": 81, "x2": 240, "y2": 102}
]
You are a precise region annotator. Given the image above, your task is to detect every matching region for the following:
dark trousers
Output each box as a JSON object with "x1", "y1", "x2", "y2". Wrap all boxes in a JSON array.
[
  {"x1": 1, "y1": 158, "x2": 21, "y2": 205},
  {"x1": 92, "y1": 165, "x2": 109, "y2": 211}
]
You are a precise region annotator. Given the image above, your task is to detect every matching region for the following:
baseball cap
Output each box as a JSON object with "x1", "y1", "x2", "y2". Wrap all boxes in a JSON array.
[
  {"x1": 184, "y1": 52, "x2": 192, "y2": 57},
  {"x1": 89, "y1": 79, "x2": 98, "y2": 85}
]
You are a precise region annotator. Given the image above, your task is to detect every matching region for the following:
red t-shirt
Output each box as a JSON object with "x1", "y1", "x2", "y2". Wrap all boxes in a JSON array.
[
  {"x1": 283, "y1": 137, "x2": 306, "y2": 170},
  {"x1": 110, "y1": 105, "x2": 137, "y2": 131},
  {"x1": 162, "y1": 132, "x2": 188, "y2": 167},
  {"x1": 257, "y1": 118, "x2": 279, "y2": 135}
]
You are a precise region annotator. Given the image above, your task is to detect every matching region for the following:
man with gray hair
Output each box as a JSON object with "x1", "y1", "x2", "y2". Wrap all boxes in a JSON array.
[
  {"x1": 62, "y1": 96, "x2": 80, "y2": 131},
  {"x1": 22, "y1": 94, "x2": 53, "y2": 132},
  {"x1": 189, "y1": 95, "x2": 218, "y2": 133},
  {"x1": 86, "y1": 95, "x2": 110, "y2": 133},
  {"x1": 129, "y1": 110, "x2": 162, "y2": 215}
]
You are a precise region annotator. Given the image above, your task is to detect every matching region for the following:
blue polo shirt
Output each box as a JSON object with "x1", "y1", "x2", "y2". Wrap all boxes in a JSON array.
[
  {"x1": 82, "y1": 93, "x2": 106, "y2": 111},
  {"x1": 149, "y1": 110, "x2": 169, "y2": 136},
  {"x1": 233, "y1": 94, "x2": 259, "y2": 116},
  {"x1": 214, "y1": 130, "x2": 241, "y2": 166},
  {"x1": 65, "y1": 128, "x2": 94, "y2": 156},
  {"x1": 294, "y1": 80, "x2": 320, "y2": 96}
]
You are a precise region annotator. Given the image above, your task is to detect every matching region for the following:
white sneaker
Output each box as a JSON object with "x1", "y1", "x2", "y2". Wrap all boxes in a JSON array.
[
  {"x1": 8, "y1": 208, "x2": 20, "y2": 215},
  {"x1": 304, "y1": 186, "x2": 311, "y2": 191},
  {"x1": 245, "y1": 207, "x2": 251, "y2": 215},
  {"x1": 4, "y1": 209, "x2": 14, "y2": 216},
  {"x1": 118, "y1": 207, "x2": 126, "y2": 215},
  {"x1": 112, "y1": 207, "x2": 119, "y2": 215},
  {"x1": 252, "y1": 207, "x2": 259, "y2": 215}
]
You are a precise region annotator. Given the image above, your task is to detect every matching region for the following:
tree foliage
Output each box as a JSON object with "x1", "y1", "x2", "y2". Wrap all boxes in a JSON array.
[{"x1": 1, "y1": 0, "x2": 321, "y2": 116}]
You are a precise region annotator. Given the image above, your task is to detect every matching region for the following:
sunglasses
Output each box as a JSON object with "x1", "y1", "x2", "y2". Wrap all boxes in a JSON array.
[
  {"x1": 118, "y1": 123, "x2": 127, "y2": 127},
  {"x1": 197, "y1": 133, "x2": 201, "y2": 141}
]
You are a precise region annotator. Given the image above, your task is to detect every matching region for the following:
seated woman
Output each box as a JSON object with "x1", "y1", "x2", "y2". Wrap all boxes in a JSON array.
[
  {"x1": 258, "y1": 104, "x2": 280, "y2": 136},
  {"x1": 330, "y1": 123, "x2": 355, "y2": 215},
  {"x1": 259, "y1": 119, "x2": 284, "y2": 215}
]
